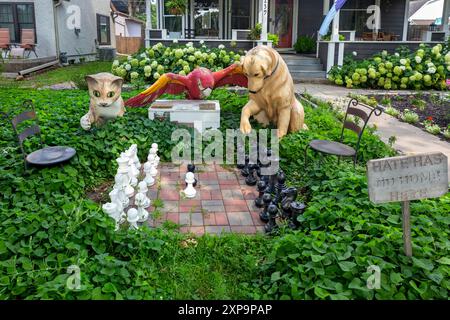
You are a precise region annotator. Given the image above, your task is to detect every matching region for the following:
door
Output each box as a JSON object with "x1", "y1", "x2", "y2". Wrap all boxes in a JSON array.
[
  {"x1": 270, "y1": 0, "x2": 294, "y2": 48},
  {"x1": 191, "y1": 0, "x2": 222, "y2": 38}
]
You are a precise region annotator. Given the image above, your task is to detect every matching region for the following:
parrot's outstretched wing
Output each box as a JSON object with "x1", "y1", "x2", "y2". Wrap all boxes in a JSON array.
[
  {"x1": 213, "y1": 64, "x2": 248, "y2": 89},
  {"x1": 125, "y1": 74, "x2": 188, "y2": 107}
]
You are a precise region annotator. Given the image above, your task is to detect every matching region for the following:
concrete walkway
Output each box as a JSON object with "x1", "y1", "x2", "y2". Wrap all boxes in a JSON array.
[{"x1": 295, "y1": 83, "x2": 450, "y2": 180}]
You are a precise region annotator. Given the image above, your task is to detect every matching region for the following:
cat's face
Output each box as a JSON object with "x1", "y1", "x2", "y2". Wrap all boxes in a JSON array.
[{"x1": 86, "y1": 73, "x2": 124, "y2": 108}]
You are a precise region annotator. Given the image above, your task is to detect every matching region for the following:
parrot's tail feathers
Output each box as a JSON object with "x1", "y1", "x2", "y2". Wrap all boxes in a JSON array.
[{"x1": 125, "y1": 94, "x2": 152, "y2": 108}]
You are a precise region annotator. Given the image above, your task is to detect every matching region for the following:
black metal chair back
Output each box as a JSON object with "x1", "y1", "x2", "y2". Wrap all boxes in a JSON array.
[
  {"x1": 10, "y1": 100, "x2": 43, "y2": 167},
  {"x1": 339, "y1": 98, "x2": 383, "y2": 160}
]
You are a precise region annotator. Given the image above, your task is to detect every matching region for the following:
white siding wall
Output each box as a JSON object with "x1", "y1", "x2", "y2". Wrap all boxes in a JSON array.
[
  {"x1": 126, "y1": 21, "x2": 142, "y2": 37},
  {"x1": 115, "y1": 15, "x2": 127, "y2": 36}
]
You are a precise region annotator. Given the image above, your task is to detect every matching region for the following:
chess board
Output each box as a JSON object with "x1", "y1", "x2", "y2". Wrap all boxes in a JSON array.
[{"x1": 135, "y1": 163, "x2": 266, "y2": 235}]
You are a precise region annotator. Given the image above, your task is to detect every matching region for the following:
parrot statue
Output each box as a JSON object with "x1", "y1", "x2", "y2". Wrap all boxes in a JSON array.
[{"x1": 125, "y1": 64, "x2": 248, "y2": 107}]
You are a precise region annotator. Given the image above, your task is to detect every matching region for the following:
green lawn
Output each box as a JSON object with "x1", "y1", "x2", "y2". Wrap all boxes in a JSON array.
[{"x1": 0, "y1": 61, "x2": 112, "y2": 88}]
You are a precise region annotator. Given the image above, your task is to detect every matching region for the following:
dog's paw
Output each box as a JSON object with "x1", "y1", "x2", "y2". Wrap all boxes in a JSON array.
[
  {"x1": 240, "y1": 119, "x2": 252, "y2": 134},
  {"x1": 80, "y1": 114, "x2": 92, "y2": 131}
]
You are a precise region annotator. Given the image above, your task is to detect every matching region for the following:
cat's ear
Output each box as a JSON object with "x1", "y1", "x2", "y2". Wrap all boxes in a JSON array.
[
  {"x1": 85, "y1": 75, "x2": 98, "y2": 88},
  {"x1": 112, "y1": 76, "x2": 124, "y2": 89}
]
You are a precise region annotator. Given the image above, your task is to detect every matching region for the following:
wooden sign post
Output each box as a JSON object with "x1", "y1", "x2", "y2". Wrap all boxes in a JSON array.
[{"x1": 367, "y1": 152, "x2": 448, "y2": 257}]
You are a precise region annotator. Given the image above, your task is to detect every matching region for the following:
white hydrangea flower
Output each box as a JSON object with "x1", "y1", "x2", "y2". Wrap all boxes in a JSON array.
[
  {"x1": 112, "y1": 60, "x2": 120, "y2": 67},
  {"x1": 400, "y1": 66, "x2": 406, "y2": 71},
  {"x1": 352, "y1": 51, "x2": 357, "y2": 56},
  {"x1": 382, "y1": 50, "x2": 388, "y2": 57},
  {"x1": 127, "y1": 56, "x2": 132, "y2": 61},
  {"x1": 414, "y1": 55, "x2": 422, "y2": 63},
  {"x1": 395, "y1": 53, "x2": 400, "y2": 57},
  {"x1": 400, "y1": 59, "x2": 407, "y2": 65},
  {"x1": 427, "y1": 67, "x2": 436, "y2": 74},
  {"x1": 427, "y1": 62, "x2": 434, "y2": 68},
  {"x1": 186, "y1": 42, "x2": 193, "y2": 47},
  {"x1": 200, "y1": 40, "x2": 204, "y2": 45},
  {"x1": 140, "y1": 53, "x2": 147, "y2": 58},
  {"x1": 125, "y1": 64, "x2": 132, "y2": 71},
  {"x1": 218, "y1": 44, "x2": 225, "y2": 50}
]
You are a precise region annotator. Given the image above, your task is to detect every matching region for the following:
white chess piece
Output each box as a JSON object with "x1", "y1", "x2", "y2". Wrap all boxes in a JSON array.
[
  {"x1": 184, "y1": 172, "x2": 197, "y2": 198},
  {"x1": 143, "y1": 161, "x2": 155, "y2": 186},
  {"x1": 127, "y1": 144, "x2": 141, "y2": 170},
  {"x1": 127, "y1": 208, "x2": 139, "y2": 230},
  {"x1": 149, "y1": 147, "x2": 160, "y2": 168},
  {"x1": 147, "y1": 154, "x2": 158, "y2": 177},
  {"x1": 135, "y1": 182, "x2": 151, "y2": 223},
  {"x1": 102, "y1": 202, "x2": 121, "y2": 231},
  {"x1": 127, "y1": 158, "x2": 139, "y2": 187},
  {"x1": 80, "y1": 114, "x2": 91, "y2": 131},
  {"x1": 112, "y1": 175, "x2": 130, "y2": 208}
]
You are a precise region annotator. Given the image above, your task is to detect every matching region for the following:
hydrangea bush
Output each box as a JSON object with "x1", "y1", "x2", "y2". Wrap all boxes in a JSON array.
[
  {"x1": 328, "y1": 44, "x2": 450, "y2": 90},
  {"x1": 112, "y1": 42, "x2": 244, "y2": 84}
]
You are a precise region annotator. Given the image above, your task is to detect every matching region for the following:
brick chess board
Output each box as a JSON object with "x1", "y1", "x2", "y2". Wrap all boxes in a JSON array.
[{"x1": 139, "y1": 163, "x2": 266, "y2": 235}]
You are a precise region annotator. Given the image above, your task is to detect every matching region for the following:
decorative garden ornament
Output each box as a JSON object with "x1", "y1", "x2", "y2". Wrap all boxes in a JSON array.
[
  {"x1": 80, "y1": 73, "x2": 125, "y2": 130},
  {"x1": 127, "y1": 144, "x2": 141, "y2": 170},
  {"x1": 143, "y1": 161, "x2": 156, "y2": 186},
  {"x1": 135, "y1": 182, "x2": 151, "y2": 223},
  {"x1": 127, "y1": 208, "x2": 139, "y2": 230},
  {"x1": 147, "y1": 154, "x2": 158, "y2": 177},
  {"x1": 113, "y1": 174, "x2": 130, "y2": 208},
  {"x1": 184, "y1": 172, "x2": 197, "y2": 198},
  {"x1": 102, "y1": 202, "x2": 123, "y2": 231}
]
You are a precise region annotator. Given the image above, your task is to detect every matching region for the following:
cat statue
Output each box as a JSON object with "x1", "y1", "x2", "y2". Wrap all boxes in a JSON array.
[{"x1": 80, "y1": 73, "x2": 125, "y2": 130}]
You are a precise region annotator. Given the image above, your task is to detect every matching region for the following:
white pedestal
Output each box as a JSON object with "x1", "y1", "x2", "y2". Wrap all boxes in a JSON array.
[{"x1": 149, "y1": 100, "x2": 221, "y2": 133}]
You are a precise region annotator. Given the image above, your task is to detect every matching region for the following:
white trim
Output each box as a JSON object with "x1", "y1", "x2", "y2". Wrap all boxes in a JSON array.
[
  {"x1": 402, "y1": 0, "x2": 410, "y2": 41},
  {"x1": 337, "y1": 42, "x2": 344, "y2": 66},
  {"x1": 326, "y1": 42, "x2": 335, "y2": 72},
  {"x1": 323, "y1": 0, "x2": 330, "y2": 15},
  {"x1": 331, "y1": 0, "x2": 340, "y2": 42},
  {"x1": 261, "y1": 0, "x2": 269, "y2": 41}
]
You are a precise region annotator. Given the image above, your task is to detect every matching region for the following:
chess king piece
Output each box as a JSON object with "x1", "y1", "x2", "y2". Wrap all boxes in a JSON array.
[
  {"x1": 280, "y1": 187, "x2": 298, "y2": 219},
  {"x1": 259, "y1": 193, "x2": 273, "y2": 222},
  {"x1": 113, "y1": 174, "x2": 130, "y2": 208},
  {"x1": 245, "y1": 163, "x2": 258, "y2": 186},
  {"x1": 254, "y1": 180, "x2": 267, "y2": 208},
  {"x1": 186, "y1": 164, "x2": 198, "y2": 187},
  {"x1": 289, "y1": 201, "x2": 306, "y2": 229},
  {"x1": 143, "y1": 161, "x2": 155, "y2": 187},
  {"x1": 184, "y1": 172, "x2": 197, "y2": 198},
  {"x1": 127, "y1": 208, "x2": 139, "y2": 230},
  {"x1": 147, "y1": 154, "x2": 158, "y2": 177},
  {"x1": 102, "y1": 202, "x2": 122, "y2": 231},
  {"x1": 135, "y1": 182, "x2": 151, "y2": 223},
  {"x1": 274, "y1": 170, "x2": 287, "y2": 204},
  {"x1": 264, "y1": 204, "x2": 279, "y2": 234}
]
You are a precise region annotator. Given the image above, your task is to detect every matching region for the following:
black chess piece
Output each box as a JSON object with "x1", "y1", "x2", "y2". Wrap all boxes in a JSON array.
[
  {"x1": 245, "y1": 163, "x2": 258, "y2": 186},
  {"x1": 259, "y1": 193, "x2": 272, "y2": 222},
  {"x1": 186, "y1": 164, "x2": 197, "y2": 187},
  {"x1": 280, "y1": 187, "x2": 298, "y2": 219},
  {"x1": 264, "y1": 204, "x2": 279, "y2": 233},
  {"x1": 240, "y1": 155, "x2": 250, "y2": 177},
  {"x1": 254, "y1": 180, "x2": 267, "y2": 208},
  {"x1": 289, "y1": 201, "x2": 306, "y2": 229},
  {"x1": 274, "y1": 170, "x2": 287, "y2": 204}
]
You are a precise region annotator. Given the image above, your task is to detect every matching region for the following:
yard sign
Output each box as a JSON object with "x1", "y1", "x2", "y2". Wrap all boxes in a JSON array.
[{"x1": 367, "y1": 152, "x2": 448, "y2": 257}]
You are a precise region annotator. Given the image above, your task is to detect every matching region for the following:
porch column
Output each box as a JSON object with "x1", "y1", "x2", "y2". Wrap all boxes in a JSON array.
[
  {"x1": 260, "y1": 0, "x2": 269, "y2": 42},
  {"x1": 145, "y1": 0, "x2": 152, "y2": 48},
  {"x1": 402, "y1": 0, "x2": 410, "y2": 41},
  {"x1": 443, "y1": 0, "x2": 450, "y2": 38},
  {"x1": 331, "y1": 0, "x2": 340, "y2": 41}
]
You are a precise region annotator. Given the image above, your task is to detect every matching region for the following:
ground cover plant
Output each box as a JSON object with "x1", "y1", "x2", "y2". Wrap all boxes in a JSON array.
[
  {"x1": 328, "y1": 43, "x2": 450, "y2": 90},
  {"x1": 0, "y1": 88, "x2": 448, "y2": 300}
]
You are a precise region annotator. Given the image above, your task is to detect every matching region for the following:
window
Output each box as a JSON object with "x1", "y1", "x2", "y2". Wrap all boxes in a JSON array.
[
  {"x1": 163, "y1": 0, "x2": 183, "y2": 37},
  {"x1": 0, "y1": 3, "x2": 35, "y2": 43},
  {"x1": 339, "y1": 0, "x2": 376, "y2": 37},
  {"x1": 97, "y1": 14, "x2": 111, "y2": 45},
  {"x1": 231, "y1": 0, "x2": 251, "y2": 30}
]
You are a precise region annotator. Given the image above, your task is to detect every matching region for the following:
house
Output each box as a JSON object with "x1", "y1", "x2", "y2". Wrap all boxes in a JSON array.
[
  {"x1": 112, "y1": 0, "x2": 145, "y2": 37},
  {"x1": 0, "y1": 0, "x2": 116, "y2": 63},
  {"x1": 143, "y1": 0, "x2": 450, "y2": 77}
]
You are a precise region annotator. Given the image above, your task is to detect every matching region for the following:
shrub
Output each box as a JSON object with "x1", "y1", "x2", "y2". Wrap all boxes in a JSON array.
[
  {"x1": 385, "y1": 106, "x2": 400, "y2": 117},
  {"x1": 443, "y1": 126, "x2": 450, "y2": 139},
  {"x1": 328, "y1": 43, "x2": 450, "y2": 90},
  {"x1": 294, "y1": 36, "x2": 316, "y2": 54},
  {"x1": 248, "y1": 23, "x2": 279, "y2": 47},
  {"x1": 411, "y1": 98, "x2": 426, "y2": 111},
  {"x1": 425, "y1": 123, "x2": 441, "y2": 135},
  {"x1": 400, "y1": 109, "x2": 419, "y2": 124}
]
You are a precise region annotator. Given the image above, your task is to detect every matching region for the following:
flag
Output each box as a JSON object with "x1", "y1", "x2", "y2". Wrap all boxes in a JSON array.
[{"x1": 319, "y1": 0, "x2": 348, "y2": 36}]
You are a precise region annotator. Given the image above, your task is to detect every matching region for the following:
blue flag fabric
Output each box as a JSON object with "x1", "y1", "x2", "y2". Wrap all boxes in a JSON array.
[{"x1": 319, "y1": 0, "x2": 348, "y2": 36}]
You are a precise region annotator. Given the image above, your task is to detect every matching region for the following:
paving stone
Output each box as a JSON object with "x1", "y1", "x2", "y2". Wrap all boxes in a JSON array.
[
  {"x1": 246, "y1": 200, "x2": 259, "y2": 213},
  {"x1": 227, "y1": 211, "x2": 254, "y2": 226},
  {"x1": 230, "y1": 226, "x2": 257, "y2": 234},
  {"x1": 242, "y1": 188, "x2": 258, "y2": 200},
  {"x1": 224, "y1": 199, "x2": 249, "y2": 212},
  {"x1": 250, "y1": 211, "x2": 266, "y2": 226},
  {"x1": 202, "y1": 200, "x2": 225, "y2": 212},
  {"x1": 179, "y1": 213, "x2": 190, "y2": 226},
  {"x1": 214, "y1": 212, "x2": 229, "y2": 225},
  {"x1": 166, "y1": 213, "x2": 179, "y2": 224},
  {"x1": 159, "y1": 189, "x2": 180, "y2": 201},
  {"x1": 162, "y1": 200, "x2": 179, "y2": 213},
  {"x1": 189, "y1": 226, "x2": 205, "y2": 236},
  {"x1": 205, "y1": 226, "x2": 231, "y2": 235},
  {"x1": 190, "y1": 213, "x2": 204, "y2": 226},
  {"x1": 203, "y1": 213, "x2": 216, "y2": 225}
]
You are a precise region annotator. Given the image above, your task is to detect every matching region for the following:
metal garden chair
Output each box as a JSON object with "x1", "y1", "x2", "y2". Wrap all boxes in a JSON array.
[
  {"x1": 20, "y1": 29, "x2": 38, "y2": 58},
  {"x1": 0, "y1": 28, "x2": 11, "y2": 61},
  {"x1": 304, "y1": 98, "x2": 383, "y2": 168},
  {"x1": 10, "y1": 100, "x2": 76, "y2": 170}
]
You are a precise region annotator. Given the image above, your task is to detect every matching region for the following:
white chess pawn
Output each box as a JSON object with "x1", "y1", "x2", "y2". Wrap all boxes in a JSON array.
[
  {"x1": 127, "y1": 208, "x2": 139, "y2": 230},
  {"x1": 112, "y1": 175, "x2": 130, "y2": 208},
  {"x1": 184, "y1": 172, "x2": 197, "y2": 198},
  {"x1": 149, "y1": 145, "x2": 160, "y2": 168},
  {"x1": 135, "y1": 182, "x2": 151, "y2": 223},
  {"x1": 143, "y1": 161, "x2": 155, "y2": 186},
  {"x1": 147, "y1": 154, "x2": 158, "y2": 177},
  {"x1": 102, "y1": 202, "x2": 121, "y2": 231}
]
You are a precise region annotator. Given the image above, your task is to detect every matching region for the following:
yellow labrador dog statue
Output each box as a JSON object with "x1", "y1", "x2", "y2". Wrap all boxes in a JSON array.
[{"x1": 240, "y1": 46, "x2": 307, "y2": 138}]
